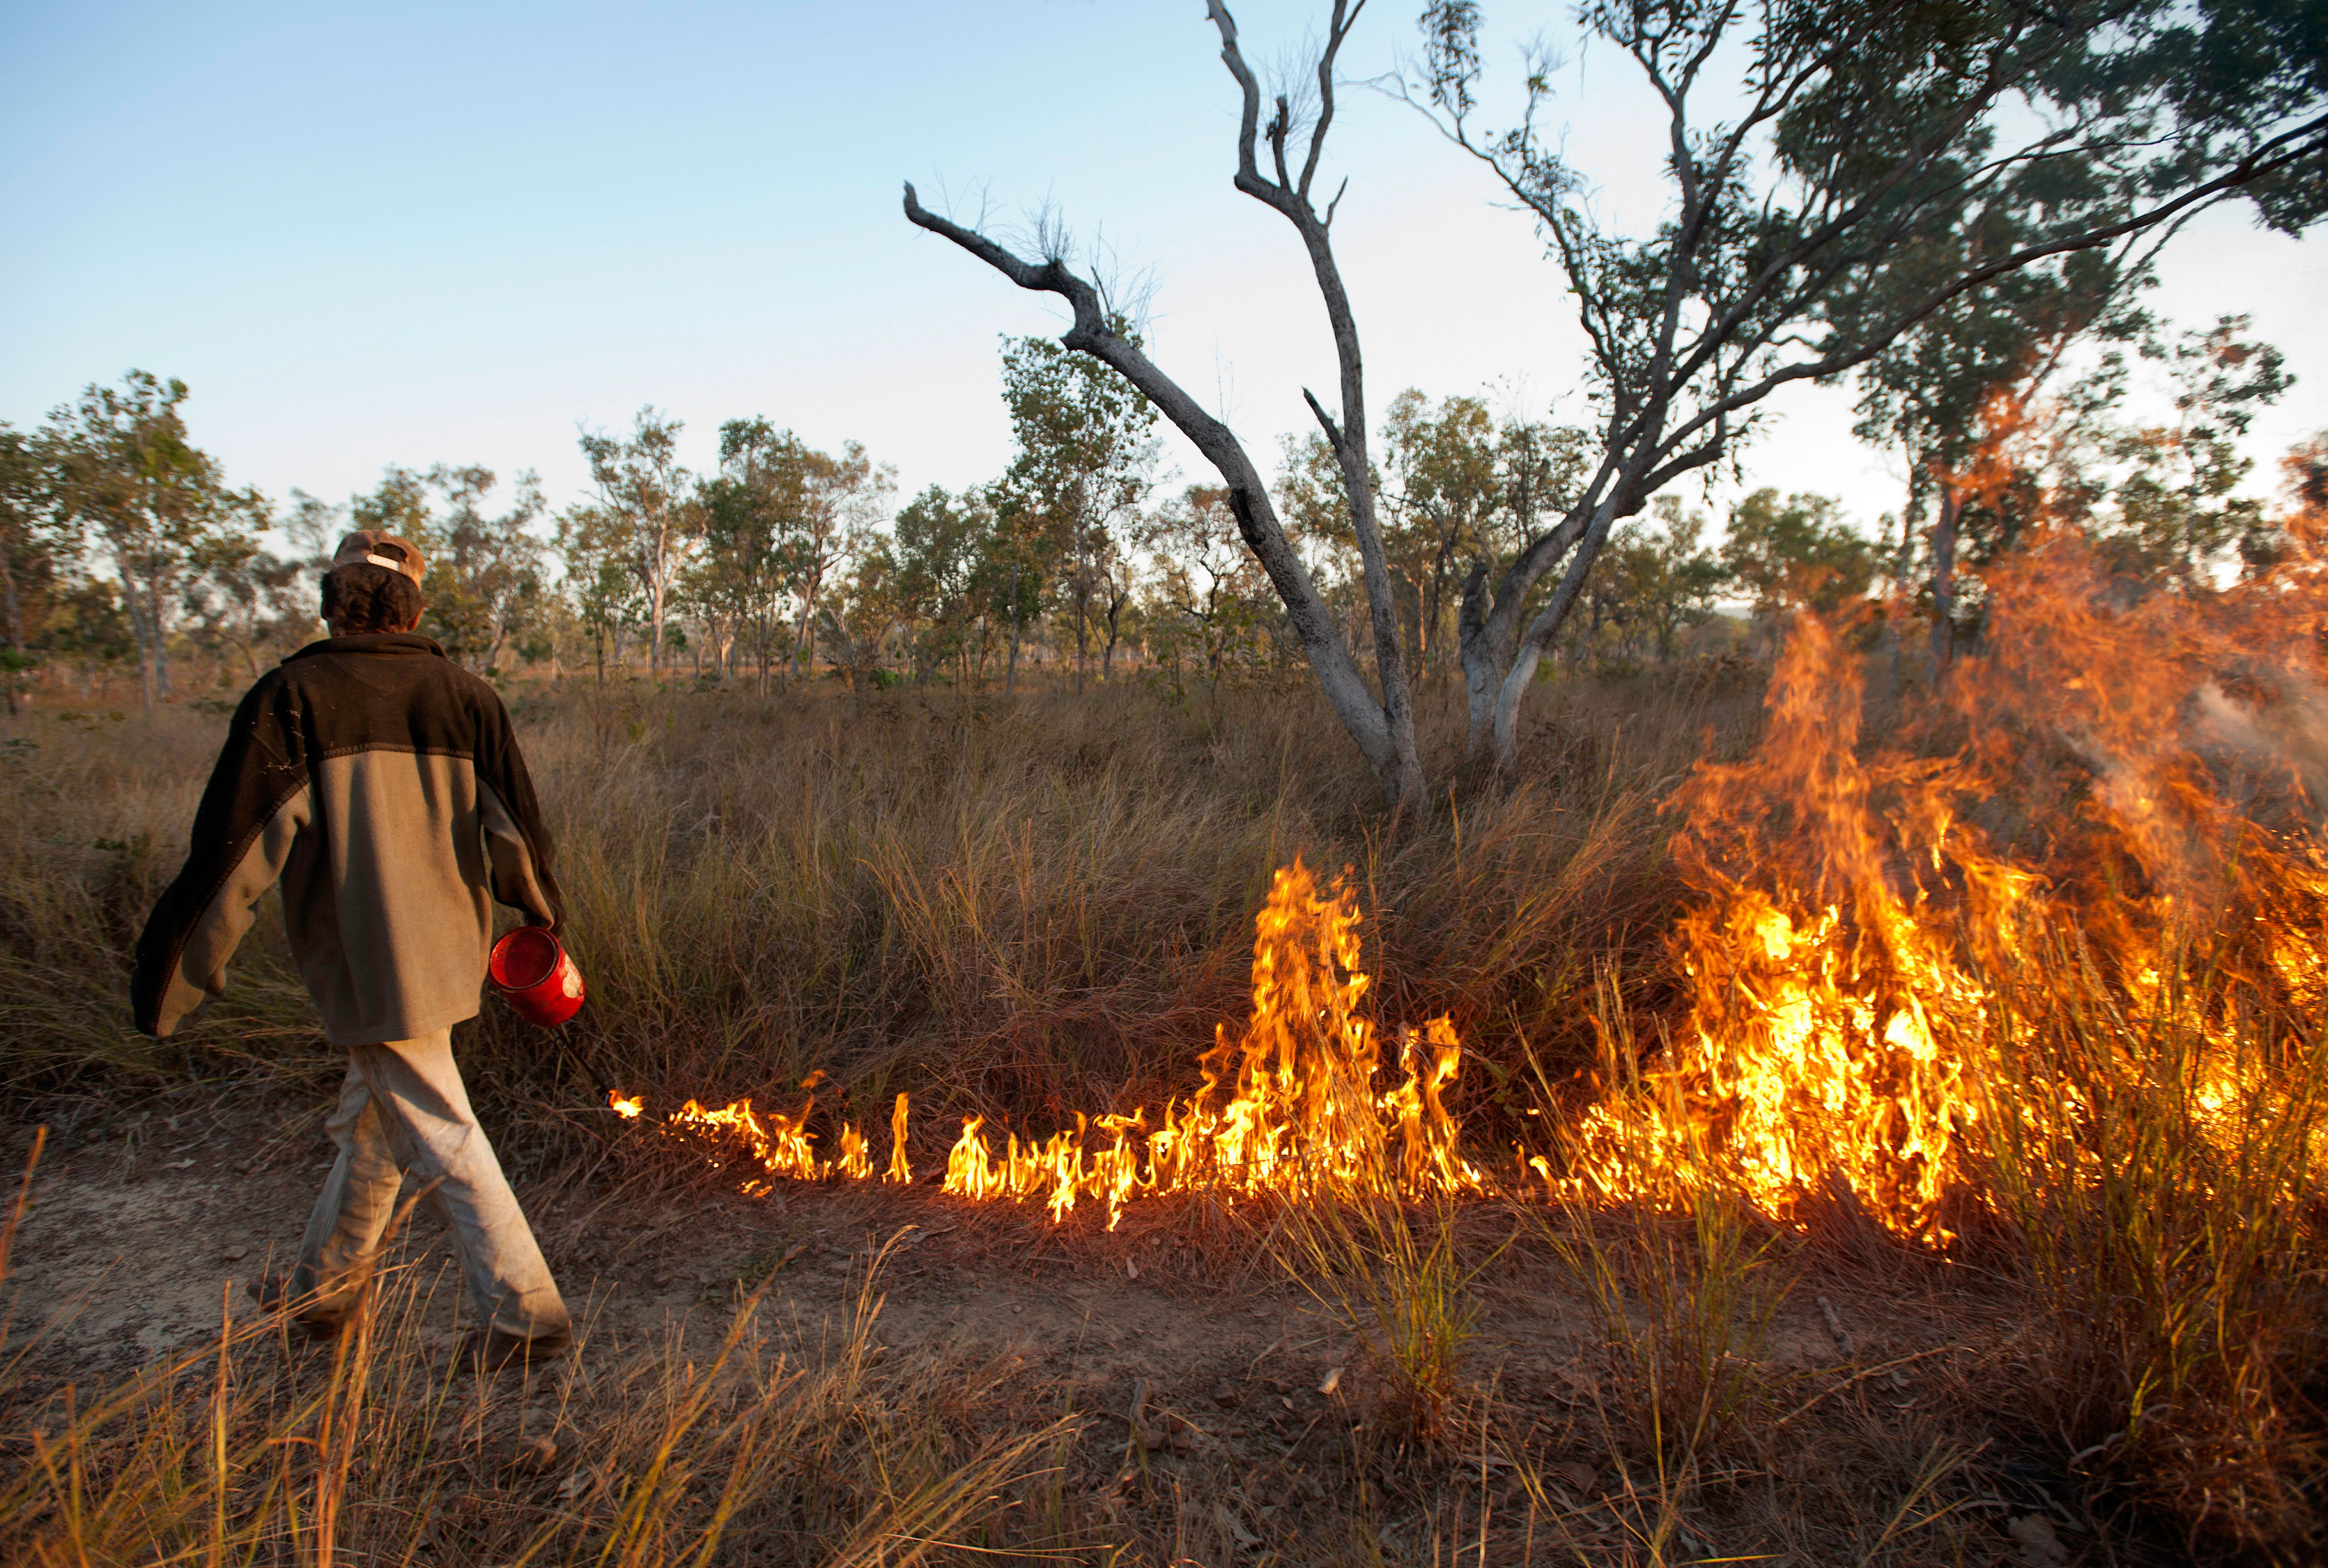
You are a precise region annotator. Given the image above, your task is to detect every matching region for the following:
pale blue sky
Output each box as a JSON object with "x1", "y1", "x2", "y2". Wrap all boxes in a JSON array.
[{"x1": 4, "y1": 1, "x2": 2322, "y2": 537}]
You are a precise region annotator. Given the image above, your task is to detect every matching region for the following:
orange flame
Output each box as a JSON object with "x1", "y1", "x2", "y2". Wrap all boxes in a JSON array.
[
  {"x1": 612, "y1": 860, "x2": 1484, "y2": 1225},
  {"x1": 1572, "y1": 519, "x2": 2328, "y2": 1243},
  {"x1": 884, "y1": 1092, "x2": 913, "y2": 1184},
  {"x1": 609, "y1": 512, "x2": 2326, "y2": 1244}
]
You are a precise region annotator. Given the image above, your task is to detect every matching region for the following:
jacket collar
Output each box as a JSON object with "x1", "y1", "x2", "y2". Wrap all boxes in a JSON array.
[{"x1": 286, "y1": 633, "x2": 447, "y2": 663}]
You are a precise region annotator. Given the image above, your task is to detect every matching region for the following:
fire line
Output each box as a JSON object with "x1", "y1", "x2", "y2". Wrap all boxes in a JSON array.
[
  {"x1": 611, "y1": 859, "x2": 1485, "y2": 1230},
  {"x1": 611, "y1": 523, "x2": 2328, "y2": 1244}
]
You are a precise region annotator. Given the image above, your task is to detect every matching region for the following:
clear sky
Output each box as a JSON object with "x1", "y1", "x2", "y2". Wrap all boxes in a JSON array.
[{"x1": 4, "y1": 1, "x2": 2322, "y2": 541}]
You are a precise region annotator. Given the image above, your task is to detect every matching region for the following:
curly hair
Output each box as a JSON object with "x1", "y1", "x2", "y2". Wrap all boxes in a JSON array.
[{"x1": 320, "y1": 563, "x2": 425, "y2": 634}]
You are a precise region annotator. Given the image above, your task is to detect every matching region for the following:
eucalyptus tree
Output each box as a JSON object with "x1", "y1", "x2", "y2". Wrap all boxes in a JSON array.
[
  {"x1": 998, "y1": 330, "x2": 1158, "y2": 691},
  {"x1": 1412, "y1": 0, "x2": 2328, "y2": 765},
  {"x1": 48, "y1": 373, "x2": 266, "y2": 708},
  {"x1": 50, "y1": 577, "x2": 135, "y2": 698},
  {"x1": 1147, "y1": 483, "x2": 1276, "y2": 685},
  {"x1": 893, "y1": 484, "x2": 993, "y2": 685},
  {"x1": 423, "y1": 464, "x2": 546, "y2": 673},
  {"x1": 703, "y1": 418, "x2": 799, "y2": 691},
  {"x1": 783, "y1": 439, "x2": 890, "y2": 681},
  {"x1": 1721, "y1": 489, "x2": 1879, "y2": 625},
  {"x1": 553, "y1": 503, "x2": 640, "y2": 686},
  {"x1": 982, "y1": 484, "x2": 1048, "y2": 693},
  {"x1": 2037, "y1": 315, "x2": 2292, "y2": 587},
  {"x1": 820, "y1": 529, "x2": 908, "y2": 692},
  {"x1": 1596, "y1": 497, "x2": 1728, "y2": 661},
  {"x1": 1379, "y1": 390, "x2": 1502, "y2": 676},
  {"x1": 1848, "y1": 193, "x2": 2159, "y2": 664},
  {"x1": 579, "y1": 407, "x2": 694, "y2": 679},
  {"x1": 0, "y1": 423, "x2": 59, "y2": 714},
  {"x1": 350, "y1": 466, "x2": 432, "y2": 539},
  {"x1": 908, "y1": 1, "x2": 1429, "y2": 810},
  {"x1": 186, "y1": 531, "x2": 306, "y2": 679}
]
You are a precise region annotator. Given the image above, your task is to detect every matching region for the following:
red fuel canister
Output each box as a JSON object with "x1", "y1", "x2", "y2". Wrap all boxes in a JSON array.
[{"x1": 488, "y1": 927, "x2": 585, "y2": 1027}]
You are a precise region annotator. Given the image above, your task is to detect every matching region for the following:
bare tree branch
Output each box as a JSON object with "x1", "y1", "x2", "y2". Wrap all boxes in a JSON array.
[{"x1": 902, "y1": 180, "x2": 1402, "y2": 789}]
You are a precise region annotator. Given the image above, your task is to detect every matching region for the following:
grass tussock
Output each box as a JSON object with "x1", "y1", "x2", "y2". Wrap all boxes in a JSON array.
[
  {"x1": 1271, "y1": 1196, "x2": 1499, "y2": 1443},
  {"x1": 0, "y1": 673, "x2": 1740, "y2": 1129},
  {"x1": 1979, "y1": 925, "x2": 2328, "y2": 1558}
]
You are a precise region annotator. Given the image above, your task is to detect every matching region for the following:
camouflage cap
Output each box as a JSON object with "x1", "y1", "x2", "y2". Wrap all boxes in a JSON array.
[{"x1": 331, "y1": 530, "x2": 427, "y2": 586}]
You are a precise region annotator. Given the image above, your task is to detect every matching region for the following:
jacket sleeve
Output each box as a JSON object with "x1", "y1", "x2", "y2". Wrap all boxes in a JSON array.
[
  {"x1": 129, "y1": 676, "x2": 312, "y2": 1038},
  {"x1": 473, "y1": 689, "x2": 565, "y2": 928}
]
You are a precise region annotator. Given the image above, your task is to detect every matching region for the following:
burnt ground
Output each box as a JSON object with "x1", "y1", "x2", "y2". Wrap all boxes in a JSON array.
[{"x1": 0, "y1": 1081, "x2": 2084, "y2": 1565}]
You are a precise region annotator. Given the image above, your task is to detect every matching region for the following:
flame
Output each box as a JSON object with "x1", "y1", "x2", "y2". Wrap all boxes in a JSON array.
[
  {"x1": 612, "y1": 860, "x2": 1484, "y2": 1225},
  {"x1": 1571, "y1": 518, "x2": 2328, "y2": 1242},
  {"x1": 883, "y1": 1092, "x2": 913, "y2": 1184},
  {"x1": 927, "y1": 862, "x2": 1484, "y2": 1226},
  {"x1": 1566, "y1": 617, "x2": 2002, "y2": 1243},
  {"x1": 606, "y1": 510, "x2": 2326, "y2": 1246},
  {"x1": 609, "y1": 1093, "x2": 643, "y2": 1119}
]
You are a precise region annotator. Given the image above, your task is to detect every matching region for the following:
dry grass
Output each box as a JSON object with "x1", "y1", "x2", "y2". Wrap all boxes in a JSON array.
[
  {"x1": 4, "y1": 662, "x2": 2325, "y2": 1562},
  {"x1": 0, "y1": 1137, "x2": 1090, "y2": 1566},
  {"x1": 1975, "y1": 926, "x2": 2328, "y2": 1558},
  {"x1": 0, "y1": 671, "x2": 1736, "y2": 1129}
]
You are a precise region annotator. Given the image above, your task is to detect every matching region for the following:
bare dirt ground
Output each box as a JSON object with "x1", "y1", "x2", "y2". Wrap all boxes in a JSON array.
[{"x1": 2, "y1": 1082, "x2": 2073, "y2": 1565}]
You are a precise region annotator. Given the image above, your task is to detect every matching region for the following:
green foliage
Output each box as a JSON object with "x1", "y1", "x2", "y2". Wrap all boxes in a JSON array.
[
  {"x1": 1407, "y1": 0, "x2": 2328, "y2": 714},
  {"x1": 2099, "y1": 317, "x2": 2294, "y2": 583},
  {"x1": 1926, "y1": 314, "x2": 2295, "y2": 609},
  {"x1": 1589, "y1": 498, "x2": 1730, "y2": 659},
  {"x1": 1279, "y1": 392, "x2": 1595, "y2": 672},
  {"x1": 420, "y1": 464, "x2": 548, "y2": 673},
  {"x1": 998, "y1": 324, "x2": 1158, "y2": 685},
  {"x1": 183, "y1": 530, "x2": 306, "y2": 679},
  {"x1": 45, "y1": 372, "x2": 269, "y2": 707},
  {"x1": 686, "y1": 418, "x2": 892, "y2": 689},
  {"x1": 579, "y1": 407, "x2": 694, "y2": 676},
  {"x1": 553, "y1": 503, "x2": 641, "y2": 686},
  {"x1": 349, "y1": 463, "x2": 433, "y2": 539},
  {"x1": 1721, "y1": 489, "x2": 1879, "y2": 619},
  {"x1": 1379, "y1": 391, "x2": 1496, "y2": 672},
  {"x1": 891, "y1": 483, "x2": 996, "y2": 681},
  {"x1": 1142, "y1": 484, "x2": 1282, "y2": 685},
  {"x1": 0, "y1": 424, "x2": 61, "y2": 712}
]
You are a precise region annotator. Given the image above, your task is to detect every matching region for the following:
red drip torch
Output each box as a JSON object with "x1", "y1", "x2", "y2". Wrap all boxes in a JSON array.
[
  {"x1": 488, "y1": 927, "x2": 585, "y2": 1027},
  {"x1": 488, "y1": 927, "x2": 620, "y2": 1109}
]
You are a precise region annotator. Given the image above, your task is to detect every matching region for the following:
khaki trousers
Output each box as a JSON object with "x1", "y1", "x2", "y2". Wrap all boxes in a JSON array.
[{"x1": 293, "y1": 1027, "x2": 570, "y2": 1342}]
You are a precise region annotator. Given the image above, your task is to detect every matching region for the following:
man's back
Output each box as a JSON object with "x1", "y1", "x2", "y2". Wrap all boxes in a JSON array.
[{"x1": 132, "y1": 630, "x2": 562, "y2": 1046}]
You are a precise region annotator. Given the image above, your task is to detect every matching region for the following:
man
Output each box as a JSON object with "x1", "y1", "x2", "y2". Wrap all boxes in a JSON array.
[{"x1": 131, "y1": 531, "x2": 572, "y2": 1370}]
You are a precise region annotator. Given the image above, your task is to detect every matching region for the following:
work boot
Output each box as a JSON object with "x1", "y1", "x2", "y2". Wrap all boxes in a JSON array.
[
  {"x1": 462, "y1": 1327, "x2": 572, "y2": 1375},
  {"x1": 244, "y1": 1272, "x2": 349, "y2": 1341}
]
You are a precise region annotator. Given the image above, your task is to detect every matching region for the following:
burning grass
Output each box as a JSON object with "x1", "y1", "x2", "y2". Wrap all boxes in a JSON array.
[
  {"x1": 615, "y1": 858, "x2": 1489, "y2": 1230},
  {"x1": 583, "y1": 524, "x2": 2328, "y2": 1558},
  {"x1": 5, "y1": 533, "x2": 2328, "y2": 1558}
]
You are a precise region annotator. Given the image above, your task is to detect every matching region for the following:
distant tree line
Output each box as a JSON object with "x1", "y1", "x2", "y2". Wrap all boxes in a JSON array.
[{"x1": 2, "y1": 303, "x2": 2318, "y2": 719}]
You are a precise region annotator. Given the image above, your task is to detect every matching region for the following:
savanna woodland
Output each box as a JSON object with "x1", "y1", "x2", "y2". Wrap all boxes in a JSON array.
[{"x1": 5, "y1": 2, "x2": 2328, "y2": 1564}]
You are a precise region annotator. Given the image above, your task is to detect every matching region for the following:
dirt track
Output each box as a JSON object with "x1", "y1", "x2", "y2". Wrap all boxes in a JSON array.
[{"x1": 5, "y1": 1084, "x2": 2044, "y2": 1563}]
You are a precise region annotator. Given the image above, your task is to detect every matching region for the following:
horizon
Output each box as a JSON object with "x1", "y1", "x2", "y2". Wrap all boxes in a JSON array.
[{"x1": 6, "y1": 1, "x2": 2323, "y2": 553}]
